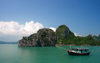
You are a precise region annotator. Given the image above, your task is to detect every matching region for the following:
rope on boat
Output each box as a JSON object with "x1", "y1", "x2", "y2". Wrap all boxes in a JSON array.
[
  {"x1": 56, "y1": 46, "x2": 100, "y2": 56},
  {"x1": 56, "y1": 46, "x2": 67, "y2": 51},
  {"x1": 56, "y1": 46, "x2": 68, "y2": 56},
  {"x1": 60, "y1": 51, "x2": 67, "y2": 56}
]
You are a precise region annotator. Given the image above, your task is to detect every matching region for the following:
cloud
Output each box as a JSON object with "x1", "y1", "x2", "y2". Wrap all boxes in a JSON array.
[
  {"x1": 50, "y1": 27, "x2": 56, "y2": 32},
  {"x1": 74, "y1": 33, "x2": 83, "y2": 37},
  {"x1": 0, "y1": 21, "x2": 44, "y2": 42}
]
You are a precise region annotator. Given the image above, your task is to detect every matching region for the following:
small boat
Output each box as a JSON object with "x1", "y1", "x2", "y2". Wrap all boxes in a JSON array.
[{"x1": 67, "y1": 47, "x2": 91, "y2": 55}]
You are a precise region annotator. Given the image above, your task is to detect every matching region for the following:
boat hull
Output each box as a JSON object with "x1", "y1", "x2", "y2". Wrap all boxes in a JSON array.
[{"x1": 67, "y1": 50, "x2": 90, "y2": 55}]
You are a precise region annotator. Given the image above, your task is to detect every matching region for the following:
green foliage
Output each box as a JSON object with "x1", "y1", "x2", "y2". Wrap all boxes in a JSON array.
[
  {"x1": 56, "y1": 25, "x2": 100, "y2": 46},
  {"x1": 60, "y1": 35, "x2": 100, "y2": 46},
  {"x1": 25, "y1": 42, "x2": 27, "y2": 44},
  {"x1": 56, "y1": 25, "x2": 69, "y2": 37},
  {"x1": 30, "y1": 38, "x2": 33, "y2": 41},
  {"x1": 93, "y1": 35, "x2": 100, "y2": 41},
  {"x1": 29, "y1": 35, "x2": 34, "y2": 38},
  {"x1": 22, "y1": 41, "x2": 24, "y2": 43},
  {"x1": 41, "y1": 32, "x2": 46, "y2": 38},
  {"x1": 21, "y1": 24, "x2": 100, "y2": 46},
  {"x1": 56, "y1": 39, "x2": 63, "y2": 44},
  {"x1": 23, "y1": 37, "x2": 27, "y2": 40}
]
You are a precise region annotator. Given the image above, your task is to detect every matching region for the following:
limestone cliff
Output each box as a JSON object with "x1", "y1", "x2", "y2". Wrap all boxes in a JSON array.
[
  {"x1": 56, "y1": 25, "x2": 75, "y2": 44},
  {"x1": 18, "y1": 25, "x2": 100, "y2": 46},
  {"x1": 56, "y1": 25, "x2": 71, "y2": 40},
  {"x1": 18, "y1": 25, "x2": 75, "y2": 47},
  {"x1": 18, "y1": 28, "x2": 57, "y2": 47}
]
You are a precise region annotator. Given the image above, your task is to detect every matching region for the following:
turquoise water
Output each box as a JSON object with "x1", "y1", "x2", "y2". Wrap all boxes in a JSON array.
[{"x1": 0, "y1": 44, "x2": 100, "y2": 63}]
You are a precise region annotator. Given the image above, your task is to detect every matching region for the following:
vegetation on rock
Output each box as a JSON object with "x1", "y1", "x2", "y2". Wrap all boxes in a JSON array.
[
  {"x1": 56, "y1": 25, "x2": 71, "y2": 39},
  {"x1": 93, "y1": 35, "x2": 100, "y2": 41},
  {"x1": 37, "y1": 28, "x2": 57, "y2": 47},
  {"x1": 56, "y1": 25, "x2": 100, "y2": 46},
  {"x1": 18, "y1": 28, "x2": 56, "y2": 47},
  {"x1": 56, "y1": 25, "x2": 75, "y2": 44},
  {"x1": 18, "y1": 25, "x2": 100, "y2": 47}
]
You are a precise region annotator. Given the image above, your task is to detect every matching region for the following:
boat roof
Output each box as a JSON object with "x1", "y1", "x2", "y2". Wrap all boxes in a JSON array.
[{"x1": 72, "y1": 48, "x2": 89, "y2": 51}]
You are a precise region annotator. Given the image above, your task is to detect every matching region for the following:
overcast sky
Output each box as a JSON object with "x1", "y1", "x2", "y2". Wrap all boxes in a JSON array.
[{"x1": 0, "y1": 0, "x2": 100, "y2": 42}]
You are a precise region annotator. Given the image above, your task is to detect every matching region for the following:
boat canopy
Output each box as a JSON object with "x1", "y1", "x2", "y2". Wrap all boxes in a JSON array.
[{"x1": 72, "y1": 48, "x2": 89, "y2": 51}]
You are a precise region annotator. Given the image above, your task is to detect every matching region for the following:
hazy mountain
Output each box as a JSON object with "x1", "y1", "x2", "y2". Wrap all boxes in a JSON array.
[{"x1": 0, "y1": 41, "x2": 18, "y2": 44}]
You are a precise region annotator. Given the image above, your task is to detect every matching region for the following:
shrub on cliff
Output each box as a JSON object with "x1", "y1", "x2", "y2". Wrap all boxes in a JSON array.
[
  {"x1": 37, "y1": 28, "x2": 57, "y2": 46},
  {"x1": 56, "y1": 25, "x2": 75, "y2": 44}
]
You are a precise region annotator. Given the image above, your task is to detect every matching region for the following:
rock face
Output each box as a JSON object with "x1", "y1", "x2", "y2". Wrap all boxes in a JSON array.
[
  {"x1": 18, "y1": 24, "x2": 99, "y2": 46},
  {"x1": 37, "y1": 28, "x2": 57, "y2": 46},
  {"x1": 18, "y1": 25, "x2": 74, "y2": 47},
  {"x1": 18, "y1": 28, "x2": 57, "y2": 47},
  {"x1": 18, "y1": 33, "x2": 40, "y2": 47},
  {"x1": 56, "y1": 25, "x2": 73, "y2": 40}
]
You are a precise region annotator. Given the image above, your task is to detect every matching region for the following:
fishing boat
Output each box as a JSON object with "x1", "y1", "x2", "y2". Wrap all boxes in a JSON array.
[{"x1": 67, "y1": 47, "x2": 90, "y2": 55}]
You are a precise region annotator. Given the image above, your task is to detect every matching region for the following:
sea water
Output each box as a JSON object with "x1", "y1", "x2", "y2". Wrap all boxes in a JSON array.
[{"x1": 0, "y1": 44, "x2": 100, "y2": 63}]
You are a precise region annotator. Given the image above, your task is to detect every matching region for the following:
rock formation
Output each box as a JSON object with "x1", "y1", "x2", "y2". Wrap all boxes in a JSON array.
[
  {"x1": 56, "y1": 25, "x2": 71, "y2": 40},
  {"x1": 18, "y1": 28, "x2": 57, "y2": 47},
  {"x1": 55, "y1": 25, "x2": 75, "y2": 44},
  {"x1": 18, "y1": 25, "x2": 100, "y2": 47}
]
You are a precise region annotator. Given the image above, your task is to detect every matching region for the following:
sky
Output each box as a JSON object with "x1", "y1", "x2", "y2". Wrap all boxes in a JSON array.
[{"x1": 0, "y1": 0, "x2": 100, "y2": 42}]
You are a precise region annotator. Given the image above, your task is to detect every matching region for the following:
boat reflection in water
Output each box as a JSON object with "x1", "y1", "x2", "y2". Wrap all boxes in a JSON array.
[{"x1": 67, "y1": 46, "x2": 91, "y2": 55}]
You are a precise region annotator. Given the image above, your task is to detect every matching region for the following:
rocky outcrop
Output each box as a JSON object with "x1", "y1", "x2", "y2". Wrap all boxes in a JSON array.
[
  {"x1": 18, "y1": 24, "x2": 100, "y2": 47},
  {"x1": 18, "y1": 25, "x2": 74, "y2": 47},
  {"x1": 56, "y1": 25, "x2": 74, "y2": 41},
  {"x1": 37, "y1": 28, "x2": 57, "y2": 46},
  {"x1": 18, "y1": 28, "x2": 57, "y2": 47},
  {"x1": 18, "y1": 34, "x2": 39, "y2": 47}
]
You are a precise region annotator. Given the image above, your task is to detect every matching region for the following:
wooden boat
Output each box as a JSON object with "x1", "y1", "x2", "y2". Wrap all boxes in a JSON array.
[
  {"x1": 67, "y1": 48, "x2": 91, "y2": 55},
  {"x1": 67, "y1": 50, "x2": 90, "y2": 55}
]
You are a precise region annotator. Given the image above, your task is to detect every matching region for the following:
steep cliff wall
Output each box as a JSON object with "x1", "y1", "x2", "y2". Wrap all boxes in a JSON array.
[{"x1": 18, "y1": 28, "x2": 57, "y2": 47}]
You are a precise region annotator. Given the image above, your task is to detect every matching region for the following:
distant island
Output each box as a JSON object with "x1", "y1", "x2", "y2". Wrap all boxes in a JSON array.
[
  {"x1": 18, "y1": 25, "x2": 100, "y2": 47},
  {"x1": 0, "y1": 41, "x2": 18, "y2": 44}
]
